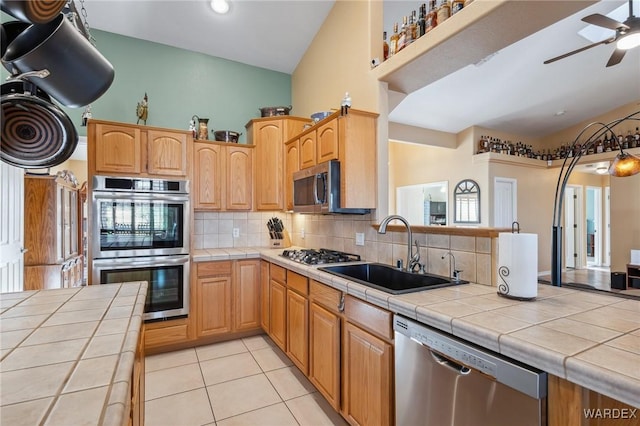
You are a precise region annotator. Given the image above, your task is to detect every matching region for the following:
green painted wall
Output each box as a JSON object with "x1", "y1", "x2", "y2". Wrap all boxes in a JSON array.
[{"x1": 1, "y1": 17, "x2": 292, "y2": 142}]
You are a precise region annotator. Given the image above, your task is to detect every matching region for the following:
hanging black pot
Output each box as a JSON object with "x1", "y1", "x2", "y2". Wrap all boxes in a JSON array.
[
  {"x1": 0, "y1": 21, "x2": 30, "y2": 58},
  {"x1": 2, "y1": 13, "x2": 115, "y2": 108},
  {"x1": 0, "y1": 0, "x2": 67, "y2": 24},
  {"x1": 1, "y1": 79, "x2": 78, "y2": 169}
]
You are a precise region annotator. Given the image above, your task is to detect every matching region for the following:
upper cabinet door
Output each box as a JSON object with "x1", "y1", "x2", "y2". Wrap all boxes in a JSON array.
[
  {"x1": 147, "y1": 130, "x2": 188, "y2": 176},
  {"x1": 226, "y1": 146, "x2": 253, "y2": 210},
  {"x1": 193, "y1": 142, "x2": 224, "y2": 210},
  {"x1": 253, "y1": 120, "x2": 284, "y2": 210},
  {"x1": 316, "y1": 120, "x2": 339, "y2": 164},
  {"x1": 299, "y1": 132, "x2": 317, "y2": 170},
  {"x1": 94, "y1": 124, "x2": 142, "y2": 174},
  {"x1": 284, "y1": 139, "x2": 300, "y2": 211}
]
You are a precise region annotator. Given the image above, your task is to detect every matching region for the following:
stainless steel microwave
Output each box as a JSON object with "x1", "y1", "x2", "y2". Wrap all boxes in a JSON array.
[{"x1": 292, "y1": 160, "x2": 369, "y2": 214}]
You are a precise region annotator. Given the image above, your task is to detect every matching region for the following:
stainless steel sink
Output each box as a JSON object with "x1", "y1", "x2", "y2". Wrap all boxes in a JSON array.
[{"x1": 318, "y1": 263, "x2": 468, "y2": 294}]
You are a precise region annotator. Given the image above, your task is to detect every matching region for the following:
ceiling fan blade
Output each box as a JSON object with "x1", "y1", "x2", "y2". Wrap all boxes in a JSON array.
[
  {"x1": 543, "y1": 38, "x2": 615, "y2": 64},
  {"x1": 606, "y1": 48, "x2": 627, "y2": 67},
  {"x1": 582, "y1": 13, "x2": 629, "y2": 31}
]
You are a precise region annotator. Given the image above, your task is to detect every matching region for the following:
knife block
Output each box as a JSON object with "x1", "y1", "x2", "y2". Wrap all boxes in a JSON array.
[{"x1": 270, "y1": 229, "x2": 291, "y2": 248}]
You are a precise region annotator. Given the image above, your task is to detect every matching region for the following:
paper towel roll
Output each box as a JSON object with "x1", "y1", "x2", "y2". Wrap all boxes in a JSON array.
[{"x1": 498, "y1": 232, "x2": 538, "y2": 300}]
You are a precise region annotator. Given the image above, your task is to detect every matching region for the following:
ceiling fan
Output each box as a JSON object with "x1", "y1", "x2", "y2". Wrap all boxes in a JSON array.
[{"x1": 544, "y1": 0, "x2": 640, "y2": 67}]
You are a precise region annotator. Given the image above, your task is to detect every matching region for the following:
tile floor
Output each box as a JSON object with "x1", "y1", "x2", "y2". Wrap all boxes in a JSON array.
[{"x1": 144, "y1": 334, "x2": 348, "y2": 426}]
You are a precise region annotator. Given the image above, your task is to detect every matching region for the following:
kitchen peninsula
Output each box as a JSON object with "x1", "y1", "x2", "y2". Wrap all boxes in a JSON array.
[
  {"x1": 0, "y1": 282, "x2": 146, "y2": 426},
  {"x1": 191, "y1": 247, "x2": 640, "y2": 422}
]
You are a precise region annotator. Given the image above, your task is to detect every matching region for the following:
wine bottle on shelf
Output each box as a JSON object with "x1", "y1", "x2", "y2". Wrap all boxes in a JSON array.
[
  {"x1": 451, "y1": 0, "x2": 464, "y2": 14},
  {"x1": 625, "y1": 130, "x2": 633, "y2": 149},
  {"x1": 633, "y1": 127, "x2": 640, "y2": 148},
  {"x1": 409, "y1": 10, "x2": 418, "y2": 44},
  {"x1": 390, "y1": 22, "x2": 399, "y2": 56},
  {"x1": 426, "y1": 0, "x2": 438, "y2": 32},
  {"x1": 437, "y1": 0, "x2": 451, "y2": 24},
  {"x1": 397, "y1": 15, "x2": 408, "y2": 52},
  {"x1": 383, "y1": 31, "x2": 389, "y2": 61},
  {"x1": 418, "y1": 3, "x2": 427, "y2": 37},
  {"x1": 595, "y1": 138, "x2": 603, "y2": 154}
]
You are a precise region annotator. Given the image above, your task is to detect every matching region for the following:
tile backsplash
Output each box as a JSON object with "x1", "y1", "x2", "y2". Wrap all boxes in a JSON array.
[{"x1": 192, "y1": 212, "x2": 495, "y2": 286}]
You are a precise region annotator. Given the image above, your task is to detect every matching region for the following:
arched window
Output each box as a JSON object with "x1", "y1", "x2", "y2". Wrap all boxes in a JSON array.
[{"x1": 454, "y1": 179, "x2": 480, "y2": 224}]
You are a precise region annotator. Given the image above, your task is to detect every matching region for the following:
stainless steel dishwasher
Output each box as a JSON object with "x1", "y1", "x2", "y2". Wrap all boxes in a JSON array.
[{"x1": 394, "y1": 315, "x2": 547, "y2": 426}]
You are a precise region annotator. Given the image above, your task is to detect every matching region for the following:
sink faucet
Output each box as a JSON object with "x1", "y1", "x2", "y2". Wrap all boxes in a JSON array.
[
  {"x1": 442, "y1": 251, "x2": 462, "y2": 282},
  {"x1": 378, "y1": 215, "x2": 417, "y2": 272}
]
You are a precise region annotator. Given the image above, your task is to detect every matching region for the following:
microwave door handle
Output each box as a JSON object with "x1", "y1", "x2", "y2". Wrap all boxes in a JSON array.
[
  {"x1": 313, "y1": 174, "x2": 321, "y2": 205},
  {"x1": 318, "y1": 174, "x2": 327, "y2": 204}
]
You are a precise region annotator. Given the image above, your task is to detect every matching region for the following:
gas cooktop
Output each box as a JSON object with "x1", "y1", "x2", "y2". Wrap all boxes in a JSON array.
[{"x1": 281, "y1": 248, "x2": 361, "y2": 265}]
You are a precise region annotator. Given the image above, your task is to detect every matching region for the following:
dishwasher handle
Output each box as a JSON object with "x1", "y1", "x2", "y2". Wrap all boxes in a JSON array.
[
  {"x1": 430, "y1": 350, "x2": 471, "y2": 376},
  {"x1": 411, "y1": 337, "x2": 471, "y2": 376}
]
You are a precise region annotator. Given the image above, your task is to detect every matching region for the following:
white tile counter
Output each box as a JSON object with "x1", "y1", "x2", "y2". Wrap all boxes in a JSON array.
[
  {"x1": 251, "y1": 249, "x2": 640, "y2": 409},
  {"x1": 0, "y1": 282, "x2": 147, "y2": 426}
]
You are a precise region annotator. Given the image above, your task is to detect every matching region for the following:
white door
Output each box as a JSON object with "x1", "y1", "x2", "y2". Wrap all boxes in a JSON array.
[
  {"x1": 396, "y1": 185, "x2": 426, "y2": 225},
  {"x1": 494, "y1": 178, "x2": 517, "y2": 228},
  {"x1": 0, "y1": 162, "x2": 25, "y2": 292},
  {"x1": 564, "y1": 186, "x2": 577, "y2": 269}
]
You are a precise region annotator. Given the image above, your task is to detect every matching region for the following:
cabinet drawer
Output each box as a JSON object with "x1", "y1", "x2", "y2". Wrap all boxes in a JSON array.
[
  {"x1": 344, "y1": 295, "x2": 393, "y2": 341},
  {"x1": 287, "y1": 271, "x2": 308, "y2": 295},
  {"x1": 310, "y1": 280, "x2": 342, "y2": 313},
  {"x1": 271, "y1": 264, "x2": 286, "y2": 284},
  {"x1": 197, "y1": 261, "x2": 232, "y2": 278},
  {"x1": 145, "y1": 322, "x2": 189, "y2": 347}
]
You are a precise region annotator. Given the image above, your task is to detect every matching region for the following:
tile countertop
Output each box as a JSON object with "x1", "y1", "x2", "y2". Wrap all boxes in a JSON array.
[
  {"x1": 0, "y1": 281, "x2": 147, "y2": 426},
  {"x1": 193, "y1": 248, "x2": 640, "y2": 409}
]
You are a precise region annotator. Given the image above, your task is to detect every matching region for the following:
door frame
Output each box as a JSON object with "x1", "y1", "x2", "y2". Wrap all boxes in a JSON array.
[
  {"x1": 586, "y1": 186, "x2": 602, "y2": 267},
  {"x1": 493, "y1": 177, "x2": 517, "y2": 228},
  {"x1": 564, "y1": 185, "x2": 583, "y2": 270}
]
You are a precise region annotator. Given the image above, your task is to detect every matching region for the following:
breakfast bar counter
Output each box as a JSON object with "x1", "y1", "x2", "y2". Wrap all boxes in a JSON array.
[{"x1": 0, "y1": 281, "x2": 147, "y2": 426}]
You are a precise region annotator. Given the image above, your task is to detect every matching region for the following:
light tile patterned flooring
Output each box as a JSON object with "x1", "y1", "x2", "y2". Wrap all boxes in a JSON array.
[{"x1": 144, "y1": 334, "x2": 348, "y2": 426}]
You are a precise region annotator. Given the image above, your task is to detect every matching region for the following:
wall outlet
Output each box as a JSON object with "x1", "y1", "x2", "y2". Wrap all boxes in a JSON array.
[
  {"x1": 232, "y1": 228, "x2": 240, "y2": 238},
  {"x1": 301, "y1": 228, "x2": 305, "y2": 239},
  {"x1": 355, "y1": 232, "x2": 365, "y2": 246}
]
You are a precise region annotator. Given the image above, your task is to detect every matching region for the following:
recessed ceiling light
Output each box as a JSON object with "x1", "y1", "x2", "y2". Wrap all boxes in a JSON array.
[
  {"x1": 211, "y1": 0, "x2": 229, "y2": 14},
  {"x1": 554, "y1": 110, "x2": 566, "y2": 116},
  {"x1": 596, "y1": 166, "x2": 609, "y2": 174}
]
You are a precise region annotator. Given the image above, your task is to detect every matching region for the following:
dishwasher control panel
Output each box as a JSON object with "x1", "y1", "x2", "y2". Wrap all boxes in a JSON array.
[{"x1": 412, "y1": 331, "x2": 498, "y2": 378}]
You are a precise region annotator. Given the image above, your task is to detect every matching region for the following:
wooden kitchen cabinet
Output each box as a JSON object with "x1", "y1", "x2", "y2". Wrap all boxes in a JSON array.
[
  {"x1": 299, "y1": 131, "x2": 317, "y2": 170},
  {"x1": 284, "y1": 139, "x2": 300, "y2": 211},
  {"x1": 193, "y1": 141, "x2": 253, "y2": 211},
  {"x1": 234, "y1": 259, "x2": 260, "y2": 331},
  {"x1": 316, "y1": 119, "x2": 339, "y2": 164},
  {"x1": 88, "y1": 119, "x2": 190, "y2": 179},
  {"x1": 246, "y1": 116, "x2": 310, "y2": 210},
  {"x1": 260, "y1": 260, "x2": 270, "y2": 332},
  {"x1": 286, "y1": 270, "x2": 309, "y2": 375},
  {"x1": 193, "y1": 259, "x2": 261, "y2": 339},
  {"x1": 268, "y1": 264, "x2": 288, "y2": 350},
  {"x1": 342, "y1": 295, "x2": 394, "y2": 426},
  {"x1": 130, "y1": 324, "x2": 145, "y2": 426},
  {"x1": 342, "y1": 321, "x2": 393, "y2": 426},
  {"x1": 309, "y1": 280, "x2": 342, "y2": 410},
  {"x1": 24, "y1": 171, "x2": 83, "y2": 290}
]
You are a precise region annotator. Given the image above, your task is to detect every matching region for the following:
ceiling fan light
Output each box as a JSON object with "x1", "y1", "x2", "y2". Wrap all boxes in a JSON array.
[
  {"x1": 609, "y1": 151, "x2": 640, "y2": 176},
  {"x1": 616, "y1": 32, "x2": 640, "y2": 50},
  {"x1": 211, "y1": 0, "x2": 229, "y2": 14}
]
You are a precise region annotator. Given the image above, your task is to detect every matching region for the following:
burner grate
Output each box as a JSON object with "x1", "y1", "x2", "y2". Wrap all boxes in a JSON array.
[{"x1": 281, "y1": 248, "x2": 361, "y2": 265}]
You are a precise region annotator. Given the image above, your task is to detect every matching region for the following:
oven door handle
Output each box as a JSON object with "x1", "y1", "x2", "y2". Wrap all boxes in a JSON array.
[
  {"x1": 92, "y1": 192, "x2": 190, "y2": 203},
  {"x1": 92, "y1": 254, "x2": 190, "y2": 268}
]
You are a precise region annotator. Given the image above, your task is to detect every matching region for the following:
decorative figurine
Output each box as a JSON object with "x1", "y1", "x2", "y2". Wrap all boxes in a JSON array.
[
  {"x1": 136, "y1": 93, "x2": 148, "y2": 125},
  {"x1": 341, "y1": 92, "x2": 351, "y2": 115},
  {"x1": 81, "y1": 105, "x2": 92, "y2": 126},
  {"x1": 189, "y1": 117, "x2": 197, "y2": 139}
]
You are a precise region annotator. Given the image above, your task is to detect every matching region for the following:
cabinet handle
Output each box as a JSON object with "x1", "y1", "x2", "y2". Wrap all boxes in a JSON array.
[
  {"x1": 337, "y1": 294, "x2": 345, "y2": 312},
  {"x1": 20, "y1": 247, "x2": 28, "y2": 253}
]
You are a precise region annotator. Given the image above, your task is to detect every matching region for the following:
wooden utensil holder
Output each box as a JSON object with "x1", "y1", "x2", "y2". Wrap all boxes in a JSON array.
[{"x1": 270, "y1": 229, "x2": 291, "y2": 248}]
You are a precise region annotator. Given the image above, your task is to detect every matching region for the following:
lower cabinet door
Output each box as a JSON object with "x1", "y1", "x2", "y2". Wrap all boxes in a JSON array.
[
  {"x1": 234, "y1": 260, "x2": 260, "y2": 331},
  {"x1": 196, "y1": 276, "x2": 232, "y2": 337},
  {"x1": 269, "y1": 280, "x2": 287, "y2": 351},
  {"x1": 309, "y1": 302, "x2": 341, "y2": 410},
  {"x1": 286, "y1": 289, "x2": 308, "y2": 375},
  {"x1": 342, "y1": 322, "x2": 393, "y2": 426},
  {"x1": 260, "y1": 261, "x2": 270, "y2": 332}
]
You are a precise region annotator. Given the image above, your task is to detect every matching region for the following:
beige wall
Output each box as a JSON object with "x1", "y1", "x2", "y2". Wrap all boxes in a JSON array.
[
  {"x1": 610, "y1": 173, "x2": 640, "y2": 272},
  {"x1": 291, "y1": 0, "x2": 382, "y2": 117},
  {"x1": 50, "y1": 160, "x2": 88, "y2": 185}
]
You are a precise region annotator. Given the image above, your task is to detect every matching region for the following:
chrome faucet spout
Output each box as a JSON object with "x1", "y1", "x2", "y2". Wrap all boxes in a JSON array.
[
  {"x1": 378, "y1": 215, "x2": 415, "y2": 272},
  {"x1": 442, "y1": 251, "x2": 459, "y2": 282}
]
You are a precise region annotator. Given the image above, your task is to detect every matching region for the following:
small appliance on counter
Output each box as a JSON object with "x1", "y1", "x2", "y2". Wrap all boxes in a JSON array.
[{"x1": 266, "y1": 217, "x2": 290, "y2": 248}]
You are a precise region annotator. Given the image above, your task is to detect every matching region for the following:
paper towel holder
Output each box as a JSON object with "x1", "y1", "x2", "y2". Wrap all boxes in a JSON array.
[{"x1": 498, "y1": 222, "x2": 537, "y2": 301}]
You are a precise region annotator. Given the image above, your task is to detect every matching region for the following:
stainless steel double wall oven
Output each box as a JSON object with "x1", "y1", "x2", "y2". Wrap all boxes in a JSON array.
[{"x1": 91, "y1": 176, "x2": 190, "y2": 321}]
